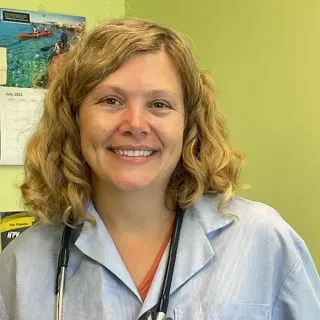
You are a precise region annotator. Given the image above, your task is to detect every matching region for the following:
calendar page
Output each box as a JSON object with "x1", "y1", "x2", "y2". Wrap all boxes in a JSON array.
[{"x1": 0, "y1": 86, "x2": 44, "y2": 165}]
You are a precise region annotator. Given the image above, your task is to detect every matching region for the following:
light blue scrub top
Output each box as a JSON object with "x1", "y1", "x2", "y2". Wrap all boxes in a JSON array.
[{"x1": 0, "y1": 195, "x2": 319, "y2": 319}]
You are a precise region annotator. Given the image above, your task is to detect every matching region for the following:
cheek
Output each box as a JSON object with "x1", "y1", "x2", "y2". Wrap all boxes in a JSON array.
[
  {"x1": 80, "y1": 128, "x2": 111, "y2": 149},
  {"x1": 80, "y1": 124, "x2": 95, "y2": 144},
  {"x1": 156, "y1": 114, "x2": 184, "y2": 138},
  {"x1": 171, "y1": 119, "x2": 184, "y2": 144},
  {"x1": 159, "y1": 120, "x2": 184, "y2": 154},
  {"x1": 79, "y1": 113, "x2": 113, "y2": 145}
]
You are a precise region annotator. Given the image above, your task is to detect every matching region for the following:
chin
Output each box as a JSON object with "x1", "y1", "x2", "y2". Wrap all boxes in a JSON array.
[
  {"x1": 110, "y1": 173, "x2": 157, "y2": 192},
  {"x1": 114, "y1": 180, "x2": 153, "y2": 192}
]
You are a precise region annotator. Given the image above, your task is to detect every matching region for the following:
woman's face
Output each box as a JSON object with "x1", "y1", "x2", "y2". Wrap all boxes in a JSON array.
[{"x1": 78, "y1": 51, "x2": 185, "y2": 193}]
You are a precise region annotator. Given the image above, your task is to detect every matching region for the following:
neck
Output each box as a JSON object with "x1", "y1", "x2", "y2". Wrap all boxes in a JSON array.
[{"x1": 91, "y1": 178, "x2": 176, "y2": 235}]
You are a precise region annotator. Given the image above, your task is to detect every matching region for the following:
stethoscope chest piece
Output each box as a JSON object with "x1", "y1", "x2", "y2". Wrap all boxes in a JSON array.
[{"x1": 145, "y1": 311, "x2": 173, "y2": 320}]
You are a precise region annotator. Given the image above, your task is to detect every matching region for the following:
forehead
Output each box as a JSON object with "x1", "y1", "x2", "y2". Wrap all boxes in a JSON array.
[{"x1": 92, "y1": 51, "x2": 183, "y2": 97}]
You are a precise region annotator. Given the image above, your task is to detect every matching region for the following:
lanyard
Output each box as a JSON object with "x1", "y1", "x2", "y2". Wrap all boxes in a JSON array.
[{"x1": 55, "y1": 208, "x2": 184, "y2": 320}]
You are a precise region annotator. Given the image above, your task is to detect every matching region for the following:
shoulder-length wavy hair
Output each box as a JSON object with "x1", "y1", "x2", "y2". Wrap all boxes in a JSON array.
[{"x1": 20, "y1": 17, "x2": 244, "y2": 225}]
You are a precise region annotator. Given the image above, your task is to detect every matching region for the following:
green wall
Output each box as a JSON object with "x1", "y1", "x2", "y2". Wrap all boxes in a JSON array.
[
  {"x1": 1, "y1": 0, "x2": 319, "y2": 270},
  {"x1": 126, "y1": 0, "x2": 320, "y2": 270},
  {"x1": 0, "y1": 0, "x2": 125, "y2": 212}
]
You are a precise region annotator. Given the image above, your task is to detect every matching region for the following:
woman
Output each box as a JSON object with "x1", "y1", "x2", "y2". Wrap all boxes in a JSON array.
[
  {"x1": 0, "y1": 17, "x2": 319, "y2": 320},
  {"x1": 47, "y1": 32, "x2": 71, "y2": 85}
]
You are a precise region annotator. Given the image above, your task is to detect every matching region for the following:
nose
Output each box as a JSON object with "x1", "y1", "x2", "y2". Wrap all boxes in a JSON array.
[{"x1": 118, "y1": 105, "x2": 150, "y2": 136}]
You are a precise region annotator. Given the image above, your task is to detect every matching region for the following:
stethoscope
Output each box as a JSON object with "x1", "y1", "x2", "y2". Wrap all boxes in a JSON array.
[{"x1": 55, "y1": 207, "x2": 184, "y2": 320}]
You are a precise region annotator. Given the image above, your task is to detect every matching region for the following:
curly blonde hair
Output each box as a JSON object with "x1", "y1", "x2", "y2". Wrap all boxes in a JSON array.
[{"x1": 20, "y1": 17, "x2": 244, "y2": 225}]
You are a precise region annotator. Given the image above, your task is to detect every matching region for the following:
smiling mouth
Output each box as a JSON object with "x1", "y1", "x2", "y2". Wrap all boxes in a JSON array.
[{"x1": 108, "y1": 149, "x2": 158, "y2": 157}]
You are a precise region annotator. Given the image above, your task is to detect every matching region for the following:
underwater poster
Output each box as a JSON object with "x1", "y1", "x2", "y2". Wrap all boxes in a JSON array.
[{"x1": 0, "y1": 8, "x2": 85, "y2": 88}]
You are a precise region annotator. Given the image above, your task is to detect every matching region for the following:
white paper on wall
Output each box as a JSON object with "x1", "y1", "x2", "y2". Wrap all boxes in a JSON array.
[{"x1": 0, "y1": 86, "x2": 44, "y2": 165}]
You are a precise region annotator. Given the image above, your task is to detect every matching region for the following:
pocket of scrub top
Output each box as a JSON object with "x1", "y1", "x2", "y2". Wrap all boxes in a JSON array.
[{"x1": 175, "y1": 303, "x2": 270, "y2": 320}]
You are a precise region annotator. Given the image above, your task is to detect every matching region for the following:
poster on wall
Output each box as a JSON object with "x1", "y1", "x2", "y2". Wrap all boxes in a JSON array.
[
  {"x1": 0, "y1": 8, "x2": 85, "y2": 88},
  {"x1": 0, "y1": 211, "x2": 36, "y2": 252},
  {"x1": 0, "y1": 8, "x2": 85, "y2": 165}
]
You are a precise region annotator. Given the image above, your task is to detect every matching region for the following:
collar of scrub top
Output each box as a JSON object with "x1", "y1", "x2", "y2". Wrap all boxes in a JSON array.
[{"x1": 74, "y1": 195, "x2": 236, "y2": 318}]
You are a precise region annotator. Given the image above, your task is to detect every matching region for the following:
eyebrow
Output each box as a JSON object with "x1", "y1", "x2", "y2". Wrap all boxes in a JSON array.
[{"x1": 91, "y1": 84, "x2": 179, "y2": 101}]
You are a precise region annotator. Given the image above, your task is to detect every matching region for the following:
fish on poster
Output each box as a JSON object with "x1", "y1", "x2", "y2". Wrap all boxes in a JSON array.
[{"x1": 0, "y1": 8, "x2": 85, "y2": 88}]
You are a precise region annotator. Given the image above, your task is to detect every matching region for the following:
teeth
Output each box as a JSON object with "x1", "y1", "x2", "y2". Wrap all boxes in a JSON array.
[{"x1": 113, "y1": 149, "x2": 154, "y2": 157}]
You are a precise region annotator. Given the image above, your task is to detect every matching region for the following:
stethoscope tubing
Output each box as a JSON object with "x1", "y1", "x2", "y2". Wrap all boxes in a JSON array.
[
  {"x1": 157, "y1": 207, "x2": 184, "y2": 314},
  {"x1": 55, "y1": 208, "x2": 184, "y2": 320}
]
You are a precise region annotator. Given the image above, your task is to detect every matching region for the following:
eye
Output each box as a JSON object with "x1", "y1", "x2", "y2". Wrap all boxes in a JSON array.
[
  {"x1": 152, "y1": 101, "x2": 170, "y2": 109},
  {"x1": 99, "y1": 97, "x2": 121, "y2": 105}
]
